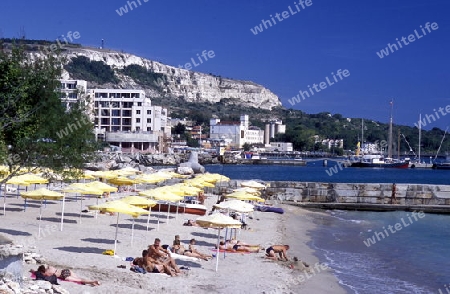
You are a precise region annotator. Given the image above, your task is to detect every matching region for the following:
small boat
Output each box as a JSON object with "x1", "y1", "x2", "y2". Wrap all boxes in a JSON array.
[
  {"x1": 154, "y1": 202, "x2": 207, "y2": 216},
  {"x1": 350, "y1": 155, "x2": 409, "y2": 168},
  {"x1": 432, "y1": 163, "x2": 450, "y2": 170},
  {"x1": 254, "y1": 205, "x2": 284, "y2": 214}
]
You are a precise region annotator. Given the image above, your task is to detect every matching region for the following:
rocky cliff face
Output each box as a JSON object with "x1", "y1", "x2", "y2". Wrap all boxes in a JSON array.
[{"x1": 54, "y1": 47, "x2": 281, "y2": 110}]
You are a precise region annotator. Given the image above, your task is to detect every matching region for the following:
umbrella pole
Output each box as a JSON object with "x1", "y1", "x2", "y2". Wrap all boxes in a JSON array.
[
  {"x1": 60, "y1": 195, "x2": 66, "y2": 231},
  {"x1": 38, "y1": 199, "x2": 43, "y2": 238},
  {"x1": 131, "y1": 218, "x2": 135, "y2": 246},
  {"x1": 146, "y1": 207, "x2": 151, "y2": 232},
  {"x1": 215, "y1": 228, "x2": 221, "y2": 272},
  {"x1": 176, "y1": 201, "x2": 179, "y2": 219},
  {"x1": 224, "y1": 228, "x2": 228, "y2": 260},
  {"x1": 95, "y1": 196, "x2": 99, "y2": 219},
  {"x1": 157, "y1": 202, "x2": 160, "y2": 231},
  {"x1": 114, "y1": 213, "x2": 120, "y2": 256},
  {"x1": 2, "y1": 189, "x2": 5, "y2": 216},
  {"x1": 79, "y1": 197, "x2": 83, "y2": 224},
  {"x1": 166, "y1": 202, "x2": 170, "y2": 224}
]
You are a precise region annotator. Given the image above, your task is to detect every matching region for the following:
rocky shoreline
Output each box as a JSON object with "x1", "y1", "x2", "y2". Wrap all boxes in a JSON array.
[{"x1": 84, "y1": 152, "x2": 247, "y2": 171}]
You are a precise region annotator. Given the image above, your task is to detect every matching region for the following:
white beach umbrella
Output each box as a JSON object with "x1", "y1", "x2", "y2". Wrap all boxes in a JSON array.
[{"x1": 196, "y1": 213, "x2": 241, "y2": 272}]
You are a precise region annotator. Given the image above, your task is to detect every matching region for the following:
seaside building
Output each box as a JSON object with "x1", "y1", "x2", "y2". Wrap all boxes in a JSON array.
[
  {"x1": 267, "y1": 142, "x2": 293, "y2": 152},
  {"x1": 59, "y1": 79, "x2": 88, "y2": 111},
  {"x1": 90, "y1": 89, "x2": 170, "y2": 153},
  {"x1": 209, "y1": 115, "x2": 264, "y2": 148},
  {"x1": 264, "y1": 120, "x2": 286, "y2": 145}
]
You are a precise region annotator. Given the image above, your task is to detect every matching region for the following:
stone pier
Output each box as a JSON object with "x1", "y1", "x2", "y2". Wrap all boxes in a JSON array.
[{"x1": 211, "y1": 181, "x2": 450, "y2": 213}]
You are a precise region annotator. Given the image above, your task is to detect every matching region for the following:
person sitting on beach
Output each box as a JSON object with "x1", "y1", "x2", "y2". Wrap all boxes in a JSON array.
[
  {"x1": 185, "y1": 238, "x2": 212, "y2": 261},
  {"x1": 33, "y1": 265, "x2": 100, "y2": 286},
  {"x1": 217, "y1": 241, "x2": 260, "y2": 253},
  {"x1": 265, "y1": 245, "x2": 290, "y2": 261},
  {"x1": 172, "y1": 235, "x2": 185, "y2": 255},
  {"x1": 197, "y1": 191, "x2": 206, "y2": 205},
  {"x1": 148, "y1": 238, "x2": 181, "y2": 274}
]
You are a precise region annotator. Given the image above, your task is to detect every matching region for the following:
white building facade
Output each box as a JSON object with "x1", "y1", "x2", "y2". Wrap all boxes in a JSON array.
[
  {"x1": 59, "y1": 79, "x2": 88, "y2": 110},
  {"x1": 90, "y1": 89, "x2": 170, "y2": 153},
  {"x1": 209, "y1": 115, "x2": 264, "y2": 147}
]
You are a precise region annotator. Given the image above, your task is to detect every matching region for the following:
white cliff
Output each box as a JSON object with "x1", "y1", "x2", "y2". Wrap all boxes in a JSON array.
[{"x1": 53, "y1": 47, "x2": 281, "y2": 110}]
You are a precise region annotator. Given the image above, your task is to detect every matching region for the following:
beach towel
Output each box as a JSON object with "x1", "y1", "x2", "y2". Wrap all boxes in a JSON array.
[
  {"x1": 170, "y1": 253, "x2": 201, "y2": 262},
  {"x1": 210, "y1": 249, "x2": 252, "y2": 254}
]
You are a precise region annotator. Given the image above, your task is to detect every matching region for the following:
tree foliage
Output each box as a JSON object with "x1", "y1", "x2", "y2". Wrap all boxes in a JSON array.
[
  {"x1": 0, "y1": 42, "x2": 98, "y2": 179},
  {"x1": 65, "y1": 56, "x2": 119, "y2": 85},
  {"x1": 121, "y1": 64, "x2": 167, "y2": 89}
]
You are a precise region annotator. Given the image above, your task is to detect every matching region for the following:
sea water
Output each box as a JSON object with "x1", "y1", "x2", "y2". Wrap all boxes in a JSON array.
[
  {"x1": 309, "y1": 210, "x2": 450, "y2": 293},
  {"x1": 205, "y1": 164, "x2": 450, "y2": 293}
]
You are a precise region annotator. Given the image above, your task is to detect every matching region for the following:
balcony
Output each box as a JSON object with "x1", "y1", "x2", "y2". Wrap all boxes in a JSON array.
[{"x1": 105, "y1": 131, "x2": 160, "y2": 143}]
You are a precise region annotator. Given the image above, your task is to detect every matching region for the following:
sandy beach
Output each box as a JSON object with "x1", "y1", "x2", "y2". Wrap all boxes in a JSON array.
[{"x1": 0, "y1": 183, "x2": 348, "y2": 294}]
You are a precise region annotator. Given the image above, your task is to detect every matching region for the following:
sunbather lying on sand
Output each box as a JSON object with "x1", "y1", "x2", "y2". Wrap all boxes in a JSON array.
[
  {"x1": 265, "y1": 245, "x2": 290, "y2": 261},
  {"x1": 217, "y1": 241, "x2": 260, "y2": 253},
  {"x1": 183, "y1": 219, "x2": 200, "y2": 227},
  {"x1": 226, "y1": 238, "x2": 260, "y2": 248},
  {"x1": 187, "y1": 239, "x2": 212, "y2": 261},
  {"x1": 33, "y1": 265, "x2": 100, "y2": 286}
]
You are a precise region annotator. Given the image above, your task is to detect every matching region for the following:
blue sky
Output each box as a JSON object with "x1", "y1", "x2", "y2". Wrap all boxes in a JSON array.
[{"x1": 1, "y1": 0, "x2": 449, "y2": 130}]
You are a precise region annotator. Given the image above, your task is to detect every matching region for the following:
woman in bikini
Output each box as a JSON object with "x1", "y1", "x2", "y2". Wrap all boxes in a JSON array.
[{"x1": 35, "y1": 265, "x2": 100, "y2": 286}]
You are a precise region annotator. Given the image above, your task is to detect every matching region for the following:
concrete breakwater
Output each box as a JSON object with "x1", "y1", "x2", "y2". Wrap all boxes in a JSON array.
[{"x1": 211, "y1": 181, "x2": 450, "y2": 213}]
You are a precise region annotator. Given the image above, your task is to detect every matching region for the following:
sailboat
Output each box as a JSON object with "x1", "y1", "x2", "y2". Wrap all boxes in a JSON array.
[
  {"x1": 431, "y1": 127, "x2": 450, "y2": 170},
  {"x1": 409, "y1": 114, "x2": 433, "y2": 168},
  {"x1": 351, "y1": 100, "x2": 409, "y2": 168}
]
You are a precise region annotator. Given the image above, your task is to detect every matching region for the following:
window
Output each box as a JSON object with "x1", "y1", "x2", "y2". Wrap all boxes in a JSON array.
[
  {"x1": 147, "y1": 127, "x2": 152, "y2": 131},
  {"x1": 112, "y1": 110, "x2": 120, "y2": 116},
  {"x1": 136, "y1": 118, "x2": 141, "y2": 123},
  {"x1": 136, "y1": 110, "x2": 141, "y2": 114},
  {"x1": 138, "y1": 102, "x2": 142, "y2": 106},
  {"x1": 147, "y1": 118, "x2": 151, "y2": 123},
  {"x1": 147, "y1": 110, "x2": 151, "y2": 115}
]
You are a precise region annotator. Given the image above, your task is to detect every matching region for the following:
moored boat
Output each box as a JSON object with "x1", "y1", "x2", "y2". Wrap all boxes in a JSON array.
[{"x1": 153, "y1": 202, "x2": 207, "y2": 216}]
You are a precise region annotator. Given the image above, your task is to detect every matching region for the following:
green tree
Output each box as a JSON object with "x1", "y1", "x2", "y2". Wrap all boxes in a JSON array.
[
  {"x1": 173, "y1": 123, "x2": 186, "y2": 135},
  {"x1": 242, "y1": 143, "x2": 251, "y2": 151},
  {"x1": 0, "y1": 42, "x2": 98, "y2": 180}
]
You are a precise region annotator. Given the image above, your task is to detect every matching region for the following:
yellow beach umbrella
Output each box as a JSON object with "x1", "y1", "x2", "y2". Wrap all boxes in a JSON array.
[
  {"x1": 120, "y1": 196, "x2": 157, "y2": 232},
  {"x1": 62, "y1": 183, "x2": 104, "y2": 223},
  {"x1": 108, "y1": 176, "x2": 140, "y2": 186},
  {"x1": 86, "y1": 181, "x2": 118, "y2": 193},
  {"x1": 233, "y1": 187, "x2": 261, "y2": 196},
  {"x1": 195, "y1": 213, "x2": 242, "y2": 272},
  {"x1": 225, "y1": 191, "x2": 264, "y2": 202},
  {"x1": 21, "y1": 188, "x2": 65, "y2": 236},
  {"x1": 139, "y1": 190, "x2": 184, "y2": 229},
  {"x1": 89, "y1": 200, "x2": 149, "y2": 255}
]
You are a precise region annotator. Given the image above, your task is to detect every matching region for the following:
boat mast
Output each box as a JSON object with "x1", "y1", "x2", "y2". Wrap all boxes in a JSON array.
[
  {"x1": 388, "y1": 100, "x2": 393, "y2": 158},
  {"x1": 418, "y1": 113, "x2": 421, "y2": 163},
  {"x1": 361, "y1": 119, "x2": 364, "y2": 154}
]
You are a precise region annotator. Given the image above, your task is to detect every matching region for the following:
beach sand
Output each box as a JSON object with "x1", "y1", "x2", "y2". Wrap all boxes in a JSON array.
[{"x1": 0, "y1": 186, "x2": 348, "y2": 294}]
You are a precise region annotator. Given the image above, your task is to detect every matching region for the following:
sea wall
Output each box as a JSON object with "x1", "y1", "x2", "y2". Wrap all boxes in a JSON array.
[{"x1": 212, "y1": 181, "x2": 450, "y2": 206}]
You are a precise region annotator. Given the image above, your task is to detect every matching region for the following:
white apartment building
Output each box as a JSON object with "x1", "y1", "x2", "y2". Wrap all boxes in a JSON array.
[
  {"x1": 209, "y1": 115, "x2": 264, "y2": 147},
  {"x1": 59, "y1": 79, "x2": 88, "y2": 110},
  {"x1": 89, "y1": 88, "x2": 170, "y2": 153},
  {"x1": 268, "y1": 142, "x2": 293, "y2": 152}
]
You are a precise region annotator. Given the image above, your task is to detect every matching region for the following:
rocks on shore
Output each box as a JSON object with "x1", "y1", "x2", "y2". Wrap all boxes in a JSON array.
[{"x1": 0, "y1": 243, "x2": 69, "y2": 294}]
